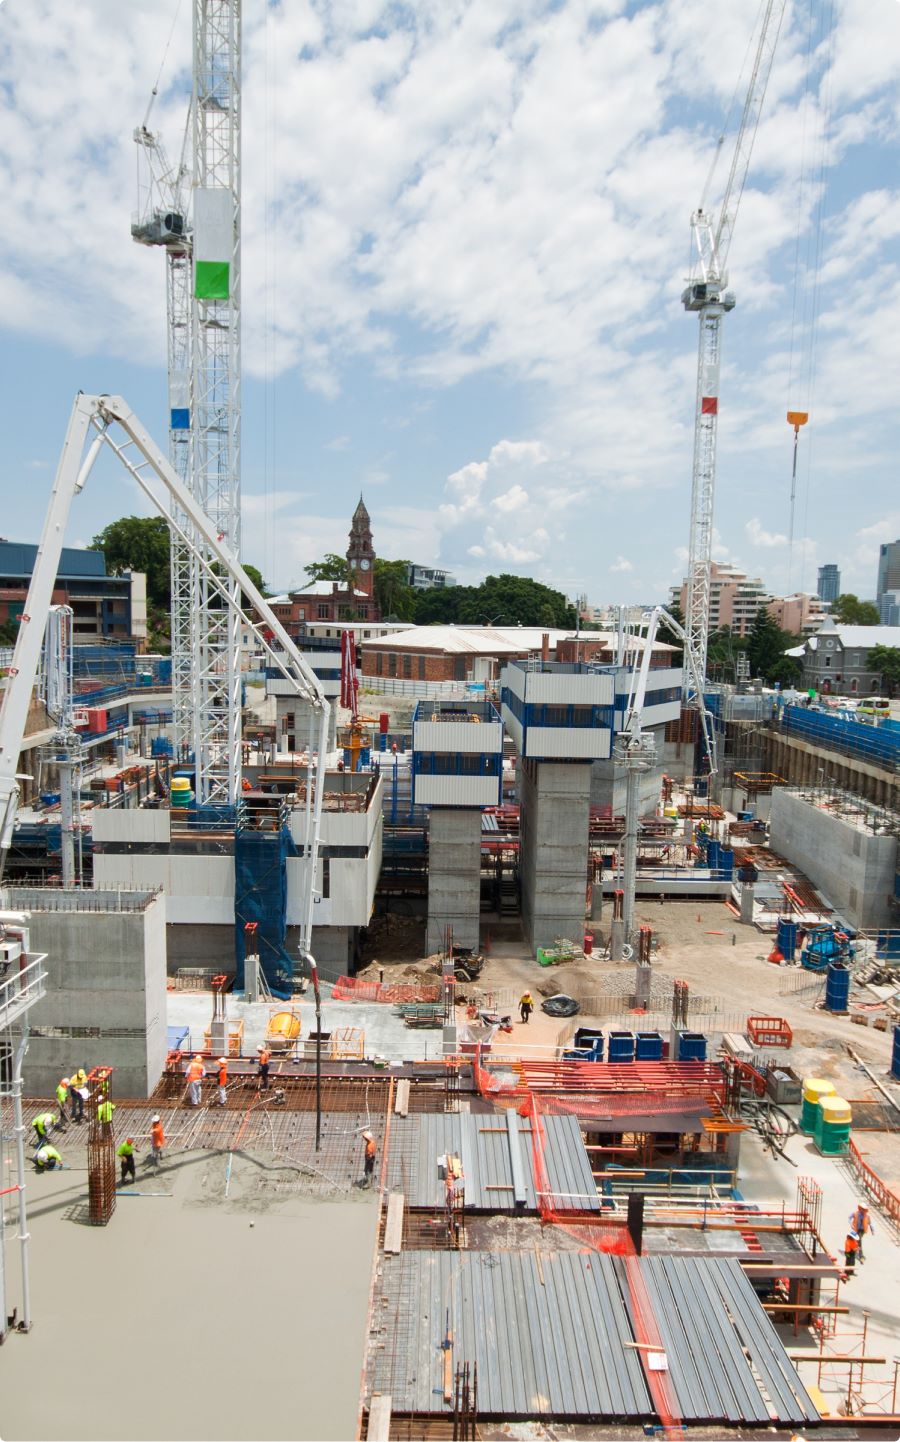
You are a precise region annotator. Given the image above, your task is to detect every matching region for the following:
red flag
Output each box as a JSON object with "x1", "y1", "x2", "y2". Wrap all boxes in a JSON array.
[{"x1": 701, "y1": 396, "x2": 718, "y2": 415}]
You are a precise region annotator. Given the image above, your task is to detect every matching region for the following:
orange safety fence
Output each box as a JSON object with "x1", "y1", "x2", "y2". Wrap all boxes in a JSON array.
[
  {"x1": 622, "y1": 1250, "x2": 683, "y2": 1434},
  {"x1": 523, "y1": 1091, "x2": 633, "y2": 1252},
  {"x1": 331, "y1": 976, "x2": 442, "y2": 1005},
  {"x1": 847, "y1": 1138, "x2": 900, "y2": 1227},
  {"x1": 527, "y1": 1091, "x2": 716, "y2": 1121}
]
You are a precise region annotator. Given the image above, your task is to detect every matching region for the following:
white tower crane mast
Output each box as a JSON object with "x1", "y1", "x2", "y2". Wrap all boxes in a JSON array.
[
  {"x1": 191, "y1": 0, "x2": 242, "y2": 805},
  {"x1": 681, "y1": 0, "x2": 787, "y2": 699},
  {"x1": 132, "y1": 2, "x2": 242, "y2": 805}
]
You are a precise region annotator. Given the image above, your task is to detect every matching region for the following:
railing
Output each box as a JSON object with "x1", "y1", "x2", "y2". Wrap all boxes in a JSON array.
[
  {"x1": 847, "y1": 1138, "x2": 900, "y2": 1228},
  {"x1": 362, "y1": 677, "x2": 495, "y2": 699},
  {"x1": 0, "y1": 954, "x2": 48, "y2": 1031},
  {"x1": 780, "y1": 704, "x2": 900, "y2": 771},
  {"x1": 5, "y1": 886, "x2": 162, "y2": 912}
]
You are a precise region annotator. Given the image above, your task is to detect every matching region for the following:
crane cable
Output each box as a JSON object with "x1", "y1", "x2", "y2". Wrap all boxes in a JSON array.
[
  {"x1": 786, "y1": 0, "x2": 837, "y2": 593},
  {"x1": 141, "y1": 0, "x2": 186, "y2": 132}
]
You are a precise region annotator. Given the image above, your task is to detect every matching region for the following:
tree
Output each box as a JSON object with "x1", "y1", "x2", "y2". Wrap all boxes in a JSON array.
[
  {"x1": 746, "y1": 610, "x2": 801, "y2": 687},
  {"x1": 832, "y1": 593, "x2": 881, "y2": 626},
  {"x1": 373, "y1": 559, "x2": 416, "y2": 621},
  {"x1": 0, "y1": 618, "x2": 20, "y2": 647},
  {"x1": 91, "y1": 515, "x2": 171, "y2": 607},
  {"x1": 304, "y1": 553, "x2": 352, "y2": 586},
  {"x1": 868, "y1": 645, "x2": 900, "y2": 696},
  {"x1": 242, "y1": 563, "x2": 268, "y2": 598}
]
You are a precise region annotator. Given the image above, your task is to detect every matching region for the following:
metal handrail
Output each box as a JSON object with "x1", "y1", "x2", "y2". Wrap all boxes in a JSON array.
[{"x1": 0, "y1": 954, "x2": 48, "y2": 1031}]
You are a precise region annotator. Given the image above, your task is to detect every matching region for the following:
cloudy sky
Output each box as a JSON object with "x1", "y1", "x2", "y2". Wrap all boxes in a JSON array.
[{"x1": 1, "y1": 0, "x2": 898, "y2": 604}]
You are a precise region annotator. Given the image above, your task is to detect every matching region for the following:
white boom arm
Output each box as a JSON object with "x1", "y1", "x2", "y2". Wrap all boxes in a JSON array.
[{"x1": 0, "y1": 397, "x2": 329, "y2": 920}]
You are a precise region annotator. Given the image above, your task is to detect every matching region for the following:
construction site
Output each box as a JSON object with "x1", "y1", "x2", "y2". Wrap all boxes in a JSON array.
[{"x1": 2, "y1": 2, "x2": 900, "y2": 1441}]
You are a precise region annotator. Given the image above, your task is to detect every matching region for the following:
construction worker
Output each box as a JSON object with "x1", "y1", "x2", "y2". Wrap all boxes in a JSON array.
[
  {"x1": 257, "y1": 1044, "x2": 271, "y2": 1092},
  {"x1": 97, "y1": 1097, "x2": 116, "y2": 1126},
  {"x1": 69, "y1": 1068, "x2": 87, "y2": 1121},
  {"x1": 519, "y1": 991, "x2": 534, "y2": 1025},
  {"x1": 849, "y1": 1202, "x2": 873, "y2": 1261},
  {"x1": 31, "y1": 1111, "x2": 58, "y2": 1148},
  {"x1": 149, "y1": 1115, "x2": 165, "y2": 1166},
  {"x1": 216, "y1": 1056, "x2": 228, "y2": 1106},
  {"x1": 362, "y1": 1130, "x2": 377, "y2": 1187},
  {"x1": 185, "y1": 1053, "x2": 205, "y2": 1106},
  {"x1": 117, "y1": 1137, "x2": 137, "y2": 1185},
  {"x1": 55, "y1": 1077, "x2": 71, "y2": 1124},
  {"x1": 34, "y1": 1144, "x2": 63, "y2": 1172},
  {"x1": 844, "y1": 1229, "x2": 860, "y2": 1277}
]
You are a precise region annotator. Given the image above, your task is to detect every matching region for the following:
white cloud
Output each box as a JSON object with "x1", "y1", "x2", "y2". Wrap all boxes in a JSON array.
[
  {"x1": 746, "y1": 517, "x2": 788, "y2": 548},
  {"x1": 610, "y1": 555, "x2": 634, "y2": 573},
  {"x1": 324, "y1": 435, "x2": 351, "y2": 452}
]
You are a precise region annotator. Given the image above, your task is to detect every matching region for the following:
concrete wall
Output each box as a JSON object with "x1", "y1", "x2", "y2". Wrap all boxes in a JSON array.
[
  {"x1": 589, "y1": 755, "x2": 662, "y2": 816},
  {"x1": 768, "y1": 790, "x2": 898, "y2": 929},
  {"x1": 519, "y1": 760, "x2": 591, "y2": 953},
  {"x1": 425, "y1": 808, "x2": 482, "y2": 953},
  {"x1": 11, "y1": 890, "x2": 168, "y2": 1100}
]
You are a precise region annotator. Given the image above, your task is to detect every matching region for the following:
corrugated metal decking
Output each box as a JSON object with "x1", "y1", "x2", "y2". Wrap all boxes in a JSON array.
[
  {"x1": 367, "y1": 1253, "x2": 821, "y2": 1427},
  {"x1": 384, "y1": 1112, "x2": 600, "y2": 1212}
]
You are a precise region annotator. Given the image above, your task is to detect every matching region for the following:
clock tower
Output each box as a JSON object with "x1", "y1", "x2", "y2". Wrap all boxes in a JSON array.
[{"x1": 347, "y1": 495, "x2": 376, "y2": 601}]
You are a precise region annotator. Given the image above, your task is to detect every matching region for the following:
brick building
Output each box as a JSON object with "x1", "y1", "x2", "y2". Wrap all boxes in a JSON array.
[{"x1": 0, "y1": 540, "x2": 147, "y2": 644}]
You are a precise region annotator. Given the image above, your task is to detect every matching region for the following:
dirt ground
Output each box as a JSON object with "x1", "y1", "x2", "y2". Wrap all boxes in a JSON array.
[{"x1": 0, "y1": 1150, "x2": 377, "y2": 1442}]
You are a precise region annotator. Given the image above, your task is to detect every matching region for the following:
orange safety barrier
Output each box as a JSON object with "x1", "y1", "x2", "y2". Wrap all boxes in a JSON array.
[
  {"x1": 847, "y1": 1138, "x2": 900, "y2": 1227},
  {"x1": 746, "y1": 1016, "x2": 793, "y2": 1048}
]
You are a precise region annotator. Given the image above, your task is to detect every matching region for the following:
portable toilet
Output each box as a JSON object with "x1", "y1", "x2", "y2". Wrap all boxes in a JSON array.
[
  {"x1": 801, "y1": 1077, "x2": 836, "y2": 1136},
  {"x1": 814, "y1": 1096, "x2": 852, "y2": 1156}
]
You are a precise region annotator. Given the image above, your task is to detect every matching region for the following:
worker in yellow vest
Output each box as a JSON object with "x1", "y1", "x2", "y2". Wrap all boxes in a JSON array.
[
  {"x1": 97, "y1": 1098, "x2": 116, "y2": 1126},
  {"x1": 31, "y1": 1112, "x2": 58, "y2": 1148},
  {"x1": 34, "y1": 1144, "x2": 63, "y2": 1172},
  {"x1": 69, "y1": 1069, "x2": 87, "y2": 1121},
  {"x1": 55, "y1": 1077, "x2": 71, "y2": 1124}
]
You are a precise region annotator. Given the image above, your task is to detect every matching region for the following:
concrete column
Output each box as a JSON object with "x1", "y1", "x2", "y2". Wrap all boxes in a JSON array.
[
  {"x1": 739, "y1": 882, "x2": 755, "y2": 925},
  {"x1": 519, "y1": 761, "x2": 592, "y2": 954},
  {"x1": 426, "y1": 808, "x2": 482, "y2": 954}
]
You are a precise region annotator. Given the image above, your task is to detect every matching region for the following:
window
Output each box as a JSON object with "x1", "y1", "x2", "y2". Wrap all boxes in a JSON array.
[
  {"x1": 418, "y1": 655, "x2": 426, "y2": 680},
  {"x1": 376, "y1": 652, "x2": 383, "y2": 675},
  {"x1": 824, "y1": 657, "x2": 831, "y2": 668},
  {"x1": 454, "y1": 656, "x2": 466, "y2": 681},
  {"x1": 388, "y1": 653, "x2": 397, "y2": 676},
  {"x1": 317, "y1": 604, "x2": 330, "y2": 619},
  {"x1": 402, "y1": 654, "x2": 412, "y2": 679},
  {"x1": 298, "y1": 608, "x2": 306, "y2": 621}
]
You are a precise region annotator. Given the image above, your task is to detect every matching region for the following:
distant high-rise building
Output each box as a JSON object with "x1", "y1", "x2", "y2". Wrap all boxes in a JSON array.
[
  {"x1": 876, "y1": 540, "x2": 900, "y2": 616},
  {"x1": 817, "y1": 563, "x2": 840, "y2": 604}
]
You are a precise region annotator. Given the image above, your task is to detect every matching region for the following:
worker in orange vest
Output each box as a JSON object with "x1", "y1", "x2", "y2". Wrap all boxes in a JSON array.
[
  {"x1": 257, "y1": 1045, "x2": 271, "y2": 1092},
  {"x1": 843, "y1": 1230, "x2": 859, "y2": 1277},
  {"x1": 149, "y1": 1115, "x2": 165, "y2": 1166},
  {"x1": 216, "y1": 1056, "x2": 229, "y2": 1106},
  {"x1": 186, "y1": 1054, "x2": 205, "y2": 1107},
  {"x1": 362, "y1": 1130, "x2": 377, "y2": 1187}
]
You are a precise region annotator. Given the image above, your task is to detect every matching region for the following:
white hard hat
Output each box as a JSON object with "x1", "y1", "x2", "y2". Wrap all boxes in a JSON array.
[
  {"x1": 151, "y1": 1115, "x2": 161, "y2": 1124},
  {"x1": 362, "y1": 1130, "x2": 373, "y2": 1140},
  {"x1": 218, "y1": 1057, "x2": 227, "y2": 1065}
]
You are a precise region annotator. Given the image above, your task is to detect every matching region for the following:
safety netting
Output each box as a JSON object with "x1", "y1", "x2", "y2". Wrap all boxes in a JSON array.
[
  {"x1": 331, "y1": 976, "x2": 443, "y2": 1004},
  {"x1": 233, "y1": 827, "x2": 299, "y2": 999}
]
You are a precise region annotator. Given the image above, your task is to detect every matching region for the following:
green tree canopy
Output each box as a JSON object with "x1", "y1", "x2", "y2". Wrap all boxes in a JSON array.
[
  {"x1": 868, "y1": 645, "x2": 900, "y2": 696},
  {"x1": 832, "y1": 593, "x2": 881, "y2": 625},
  {"x1": 746, "y1": 610, "x2": 801, "y2": 687},
  {"x1": 91, "y1": 515, "x2": 172, "y2": 607},
  {"x1": 658, "y1": 601, "x2": 685, "y2": 663},
  {"x1": 304, "y1": 553, "x2": 352, "y2": 586},
  {"x1": 373, "y1": 559, "x2": 416, "y2": 621}
]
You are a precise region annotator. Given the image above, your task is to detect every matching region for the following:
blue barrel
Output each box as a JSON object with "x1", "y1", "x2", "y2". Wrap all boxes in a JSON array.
[
  {"x1": 776, "y1": 917, "x2": 799, "y2": 961},
  {"x1": 678, "y1": 1032, "x2": 707, "y2": 1062},
  {"x1": 891, "y1": 1025, "x2": 900, "y2": 1081},
  {"x1": 825, "y1": 962, "x2": 850, "y2": 1013},
  {"x1": 607, "y1": 1031, "x2": 635, "y2": 1063},
  {"x1": 635, "y1": 1031, "x2": 663, "y2": 1060},
  {"x1": 719, "y1": 846, "x2": 734, "y2": 878},
  {"x1": 706, "y1": 840, "x2": 720, "y2": 870}
]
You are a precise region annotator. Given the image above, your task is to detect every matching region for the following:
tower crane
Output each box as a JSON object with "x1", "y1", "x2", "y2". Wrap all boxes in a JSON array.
[
  {"x1": 615, "y1": 607, "x2": 715, "y2": 942},
  {"x1": 681, "y1": 0, "x2": 788, "y2": 699},
  {"x1": 132, "y1": 1, "x2": 242, "y2": 806}
]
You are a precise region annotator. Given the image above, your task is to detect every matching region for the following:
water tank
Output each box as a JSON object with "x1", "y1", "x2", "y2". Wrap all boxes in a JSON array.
[
  {"x1": 776, "y1": 918, "x2": 798, "y2": 961},
  {"x1": 825, "y1": 962, "x2": 850, "y2": 1014}
]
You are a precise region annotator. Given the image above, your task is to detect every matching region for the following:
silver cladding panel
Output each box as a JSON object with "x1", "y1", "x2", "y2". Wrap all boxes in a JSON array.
[
  {"x1": 370, "y1": 1250, "x2": 652, "y2": 1420},
  {"x1": 385, "y1": 1110, "x2": 600, "y2": 1212},
  {"x1": 369, "y1": 1253, "x2": 820, "y2": 1426}
]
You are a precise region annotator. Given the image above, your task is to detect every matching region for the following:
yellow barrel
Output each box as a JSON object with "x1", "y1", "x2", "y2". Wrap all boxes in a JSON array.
[
  {"x1": 801, "y1": 1077, "x2": 836, "y2": 1135},
  {"x1": 170, "y1": 777, "x2": 191, "y2": 790},
  {"x1": 815, "y1": 1095, "x2": 852, "y2": 1155}
]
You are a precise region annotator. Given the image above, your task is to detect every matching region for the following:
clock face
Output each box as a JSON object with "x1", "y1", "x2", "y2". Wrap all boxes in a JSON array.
[{"x1": 360, "y1": 558, "x2": 370, "y2": 571}]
